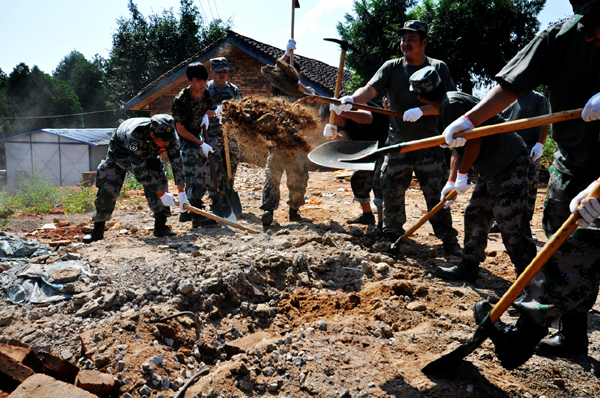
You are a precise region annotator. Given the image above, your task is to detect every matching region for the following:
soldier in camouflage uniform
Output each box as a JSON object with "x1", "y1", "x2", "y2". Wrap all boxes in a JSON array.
[
  {"x1": 171, "y1": 62, "x2": 216, "y2": 228},
  {"x1": 82, "y1": 114, "x2": 188, "y2": 243},
  {"x1": 444, "y1": 0, "x2": 600, "y2": 370},
  {"x1": 206, "y1": 57, "x2": 242, "y2": 207},
  {"x1": 335, "y1": 20, "x2": 461, "y2": 255},
  {"x1": 409, "y1": 67, "x2": 535, "y2": 282}
]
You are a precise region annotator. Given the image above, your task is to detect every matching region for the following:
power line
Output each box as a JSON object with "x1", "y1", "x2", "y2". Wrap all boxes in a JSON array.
[
  {"x1": 211, "y1": 0, "x2": 220, "y2": 19},
  {"x1": 205, "y1": 0, "x2": 215, "y2": 20},
  {"x1": 0, "y1": 108, "x2": 123, "y2": 120},
  {"x1": 197, "y1": 0, "x2": 208, "y2": 21}
]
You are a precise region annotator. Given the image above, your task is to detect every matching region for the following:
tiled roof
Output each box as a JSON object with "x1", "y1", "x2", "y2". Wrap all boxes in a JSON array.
[{"x1": 128, "y1": 30, "x2": 353, "y2": 105}]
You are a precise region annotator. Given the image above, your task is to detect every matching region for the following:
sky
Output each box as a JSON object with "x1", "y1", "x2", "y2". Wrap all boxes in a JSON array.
[{"x1": 0, "y1": 0, "x2": 574, "y2": 76}]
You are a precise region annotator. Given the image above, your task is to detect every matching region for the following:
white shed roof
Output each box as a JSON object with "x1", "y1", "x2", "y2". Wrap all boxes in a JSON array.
[{"x1": 0, "y1": 128, "x2": 114, "y2": 146}]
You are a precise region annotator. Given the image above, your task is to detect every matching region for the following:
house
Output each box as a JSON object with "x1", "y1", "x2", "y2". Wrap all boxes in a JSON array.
[
  {"x1": 124, "y1": 30, "x2": 352, "y2": 114},
  {"x1": 0, "y1": 128, "x2": 113, "y2": 191}
]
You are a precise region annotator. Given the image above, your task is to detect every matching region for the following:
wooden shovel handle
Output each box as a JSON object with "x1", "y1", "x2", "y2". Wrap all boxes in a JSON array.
[
  {"x1": 401, "y1": 190, "x2": 458, "y2": 242},
  {"x1": 489, "y1": 181, "x2": 600, "y2": 323},
  {"x1": 181, "y1": 203, "x2": 259, "y2": 234},
  {"x1": 223, "y1": 128, "x2": 232, "y2": 180}
]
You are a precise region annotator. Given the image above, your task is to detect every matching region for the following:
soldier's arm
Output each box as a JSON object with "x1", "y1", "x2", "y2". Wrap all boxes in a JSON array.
[
  {"x1": 458, "y1": 139, "x2": 481, "y2": 174},
  {"x1": 175, "y1": 122, "x2": 204, "y2": 145}
]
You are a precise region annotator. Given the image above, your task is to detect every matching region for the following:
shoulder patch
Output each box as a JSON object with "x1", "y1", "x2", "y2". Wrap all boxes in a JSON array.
[{"x1": 129, "y1": 140, "x2": 140, "y2": 153}]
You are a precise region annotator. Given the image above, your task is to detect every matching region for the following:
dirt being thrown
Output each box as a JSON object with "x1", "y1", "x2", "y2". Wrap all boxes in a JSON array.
[{"x1": 222, "y1": 97, "x2": 318, "y2": 152}]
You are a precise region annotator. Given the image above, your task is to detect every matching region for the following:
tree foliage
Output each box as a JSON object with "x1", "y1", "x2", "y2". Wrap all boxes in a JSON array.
[
  {"x1": 105, "y1": 0, "x2": 231, "y2": 103},
  {"x1": 337, "y1": 0, "x2": 545, "y2": 94}
]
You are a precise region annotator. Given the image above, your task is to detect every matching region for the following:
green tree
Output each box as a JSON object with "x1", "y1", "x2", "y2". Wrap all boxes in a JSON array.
[
  {"x1": 105, "y1": 0, "x2": 231, "y2": 103},
  {"x1": 337, "y1": 0, "x2": 545, "y2": 94}
]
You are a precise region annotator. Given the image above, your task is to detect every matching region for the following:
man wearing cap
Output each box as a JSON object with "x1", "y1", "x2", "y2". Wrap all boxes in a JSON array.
[
  {"x1": 82, "y1": 114, "x2": 188, "y2": 243},
  {"x1": 331, "y1": 20, "x2": 461, "y2": 255},
  {"x1": 441, "y1": 0, "x2": 600, "y2": 369},
  {"x1": 206, "y1": 57, "x2": 243, "y2": 208},
  {"x1": 172, "y1": 62, "x2": 216, "y2": 228},
  {"x1": 408, "y1": 66, "x2": 534, "y2": 283}
]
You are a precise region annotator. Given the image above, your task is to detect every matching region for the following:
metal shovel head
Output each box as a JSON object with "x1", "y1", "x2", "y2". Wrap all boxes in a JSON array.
[
  {"x1": 422, "y1": 313, "x2": 493, "y2": 375},
  {"x1": 308, "y1": 141, "x2": 379, "y2": 171},
  {"x1": 261, "y1": 65, "x2": 304, "y2": 97},
  {"x1": 225, "y1": 180, "x2": 243, "y2": 217},
  {"x1": 209, "y1": 203, "x2": 236, "y2": 230}
]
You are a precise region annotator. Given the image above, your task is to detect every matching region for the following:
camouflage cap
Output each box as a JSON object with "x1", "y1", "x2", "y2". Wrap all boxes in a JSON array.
[
  {"x1": 409, "y1": 66, "x2": 442, "y2": 96},
  {"x1": 399, "y1": 20, "x2": 429, "y2": 36},
  {"x1": 559, "y1": 0, "x2": 600, "y2": 35},
  {"x1": 150, "y1": 114, "x2": 177, "y2": 141},
  {"x1": 210, "y1": 57, "x2": 229, "y2": 72}
]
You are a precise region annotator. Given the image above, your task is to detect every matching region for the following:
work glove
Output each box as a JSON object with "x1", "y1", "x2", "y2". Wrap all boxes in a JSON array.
[
  {"x1": 159, "y1": 192, "x2": 177, "y2": 207},
  {"x1": 215, "y1": 104, "x2": 223, "y2": 124},
  {"x1": 455, "y1": 172, "x2": 473, "y2": 194},
  {"x1": 201, "y1": 114, "x2": 209, "y2": 131},
  {"x1": 329, "y1": 102, "x2": 352, "y2": 115},
  {"x1": 285, "y1": 39, "x2": 296, "y2": 56},
  {"x1": 529, "y1": 142, "x2": 544, "y2": 162},
  {"x1": 442, "y1": 115, "x2": 473, "y2": 148},
  {"x1": 582, "y1": 92, "x2": 600, "y2": 122},
  {"x1": 569, "y1": 180, "x2": 600, "y2": 228},
  {"x1": 403, "y1": 107, "x2": 424, "y2": 122},
  {"x1": 178, "y1": 192, "x2": 190, "y2": 211},
  {"x1": 340, "y1": 96, "x2": 354, "y2": 105},
  {"x1": 323, "y1": 124, "x2": 337, "y2": 138},
  {"x1": 201, "y1": 142, "x2": 214, "y2": 158},
  {"x1": 440, "y1": 181, "x2": 456, "y2": 208}
]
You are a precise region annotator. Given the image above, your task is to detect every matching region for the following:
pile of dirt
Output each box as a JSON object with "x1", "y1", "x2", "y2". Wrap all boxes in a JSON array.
[{"x1": 222, "y1": 97, "x2": 317, "y2": 152}]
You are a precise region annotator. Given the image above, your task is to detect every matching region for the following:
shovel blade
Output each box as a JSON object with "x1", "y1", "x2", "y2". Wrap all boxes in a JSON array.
[
  {"x1": 210, "y1": 202, "x2": 237, "y2": 230},
  {"x1": 308, "y1": 141, "x2": 378, "y2": 170},
  {"x1": 422, "y1": 315, "x2": 491, "y2": 375},
  {"x1": 225, "y1": 180, "x2": 243, "y2": 217}
]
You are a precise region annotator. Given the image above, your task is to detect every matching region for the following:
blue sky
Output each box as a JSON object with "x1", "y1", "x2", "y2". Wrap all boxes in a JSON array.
[{"x1": 0, "y1": 0, "x2": 573, "y2": 76}]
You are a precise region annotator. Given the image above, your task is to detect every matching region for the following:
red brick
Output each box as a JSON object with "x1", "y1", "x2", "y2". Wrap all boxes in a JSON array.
[
  {"x1": 0, "y1": 391, "x2": 9, "y2": 398},
  {"x1": 0, "y1": 351, "x2": 35, "y2": 393},
  {"x1": 75, "y1": 370, "x2": 114, "y2": 395},
  {"x1": 224, "y1": 331, "x2": 276, "y2": 356},
  {"x1": 38, "y1": 351, "x2": 79, "y2": 384},
  {"x1": 0, "y1": 344, "x2": 48, "y2": 374},
  {"x1": 8, "y1": 374, "x2": 97, "y2": 398}
]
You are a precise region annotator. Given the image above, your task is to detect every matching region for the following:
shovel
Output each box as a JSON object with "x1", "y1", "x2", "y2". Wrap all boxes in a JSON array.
[
  {"x1": 422, "y1": 182, "x2": 600, "y2": 375},
  {"x1": 307, "y1": 140, "x2": 379, "y2": 171},
  {"x1": 308, "y1": 108, "x2": 583, "y2": 170},
  {"x1": 201, "y1": 126, "x2": 236, "y2": 224},
  {"x1": 391, "y1": 190, "x2": 458, "y2": 251},
  {"x1": 222, "y1": 128, "x2": 242, "y2": 216},
  {"x1": 177, "y1": 202, "x2": 259, "y2": 234}
]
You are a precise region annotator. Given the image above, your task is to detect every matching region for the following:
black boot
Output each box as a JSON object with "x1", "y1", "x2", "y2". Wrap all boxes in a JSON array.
[
  {"x1": 192, "y1": 212, "x2": 217, "y2": 228},
  {"x1": 179, "y1": 211, "x2": 193, "y2": 222},
  {"x1": 347, "y1": 212, "x2": 376, "y2": 225},
  {"x1": 154, "y1": 215, "x2": 176, "y2": 237},
  {"x1": 484, "y1": 313, "x2": 548, "y2": 370},
  {"x1": 434, "y1": 259, "x2": 479, "y2": 282},
  {"x1": 261, "y1": 210, "x2": 273, "y2": 226},
  {"x1": 289, "y1": 208, "x2": 308, "y2": 222},
  {"x1": 442, "y1": 240, "x2": 463, "y2": 256},
  {"x1": 82, "y1": 222, "x2": 105, "y2": 244},
  {"x1": 536, "y1": 312, "x2": 589, "y2": 357}
]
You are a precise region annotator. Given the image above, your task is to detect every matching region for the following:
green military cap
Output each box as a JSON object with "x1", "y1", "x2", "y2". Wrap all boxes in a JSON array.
[
  {"x1": 210, "y1": 57, "x2": 229, "y2": 72},
  {"x1": 399, "y1": 20, "x2": 429, "y2": 36},
  {"x1": 409, "y1": 66, "x2": 442, "y2": 96},
  {"x1": 150, "y1": 114, "x2": 177, "y2": 141},
  {"x1": 559, "y1": 0, "x2": 600, "y2": 36}
]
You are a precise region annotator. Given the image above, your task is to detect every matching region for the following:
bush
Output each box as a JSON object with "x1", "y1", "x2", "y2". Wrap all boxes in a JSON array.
[
  {"x1": 121, "y1": 171, "x2": 143, "y2": 195},
  {"x1": 60, "y1": 186, "x2": 96, "y2": 213},
  {"x1": 11, "y1": 171, "x2": 61, "y2": 213},
  {"x1": 540, "y1": 137, "x2": 556, "y2": 169}
]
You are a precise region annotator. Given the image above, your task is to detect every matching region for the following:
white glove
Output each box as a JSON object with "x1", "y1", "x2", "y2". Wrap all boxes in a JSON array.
[
  {"x1": 455, "y1": 172, "x2": 473, "y2": 194},
  {"x1": 440, "y1": 181, "x2": 456, "y2": 208},
  {"x1": 178, "y1": 192, "x2": 190, "y2": 211},
  {"x1": 201, "y1": 142, "x2": 214, "y2": 157},
  {"x1": 329, "y1": 102, "x2": 352, "y2": 115},
  {"x1": 582, "y1": 92, "x2": 600, "y2": 122},
  {"x1": 323, "y1": 124, "x2": 336, "y2": 137},
  {"x1": 285, "y1": 39, "x2": 296, "y2": 56},
  {"x1": 403, "y1": 107, "x2": 424, "y2": 122},
  {"x1": 201, "y1": 114, "x2": 209, "y2": 131},
  {"x1": 569, "y1": 180, "x2": 600, "y2": 228},
  {"x1": 159, "y1": 192, "x2": 177, "y2": 207},
  {"x1": 215, "y1": 104, "x2": 223, "y2": 124},
  {"x1": 442, "y1": 115, "x2": 473, "y2": 148},
  {"x1": 340, "y1": 96, "x2": 354, "y2": 105},
  {"x1": 529, "y1": 142, "x2": 544, "y2": 162}
]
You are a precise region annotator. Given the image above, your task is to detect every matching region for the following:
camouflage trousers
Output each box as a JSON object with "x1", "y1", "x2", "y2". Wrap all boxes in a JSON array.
[
  {"x1": 525, "y1": 148, "x2": 541, "y2": 222},
  {"x1": 92, "y1": 157, "x2": 170, "y2": 222},
  {"x1": 205, "y1": 128, "x2": 240, "y2": 205},
  {"x1": 515, "y1": 167, "x2": 600, "y2": 326},
  {"x1": 381, "y1": 147, "x2": 457, "y2": 242},
  {"x1": 260, "y1": 149, "x2": 308, "y2": 211},
  {"x1": 351, "y1": 158, "x2": 383, "y2": 207},
  {"x1": 463, "y1": 151, "x2": 536, "y2": 273},
  {"x1": 180, "y1": 146, "x2": 211, "y2": 208}
]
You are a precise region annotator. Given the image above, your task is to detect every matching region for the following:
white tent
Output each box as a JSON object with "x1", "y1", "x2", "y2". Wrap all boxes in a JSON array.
[{"x1": 0, "y1": 128, "x2": 114, "y2": 192}]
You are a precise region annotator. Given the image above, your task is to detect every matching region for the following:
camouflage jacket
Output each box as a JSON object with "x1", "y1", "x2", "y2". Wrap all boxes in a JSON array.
[
  {"x1": 206, "y1": 80, "x2": 242, "y2": 131},
  {"x1": 106, "y1": 117, "x2": 185, "y2": 186},
  {"x1": 172, "y1": 87, "x2": 214, "y2": 147}
]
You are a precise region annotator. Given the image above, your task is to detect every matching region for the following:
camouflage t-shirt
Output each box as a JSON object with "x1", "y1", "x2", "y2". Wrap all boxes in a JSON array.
[
  {"x1": 107, "y1": 117, "x2": 185, "y2": 188},
  {"x1": 206, "y1": 80, "x2": 242, "y2": 131},
  {"x1": 171, "y1": 87, "x2": 214, "y2": 149},
  {"x1": 367, "y1": 56, "x2": 456, "y2": 143}
]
